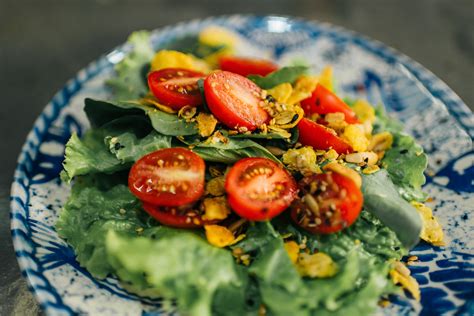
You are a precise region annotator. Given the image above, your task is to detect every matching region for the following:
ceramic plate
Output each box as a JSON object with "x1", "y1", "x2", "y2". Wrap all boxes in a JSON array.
[{"x1": 10, "y1": 15, "x2": 474, "y2": 315}]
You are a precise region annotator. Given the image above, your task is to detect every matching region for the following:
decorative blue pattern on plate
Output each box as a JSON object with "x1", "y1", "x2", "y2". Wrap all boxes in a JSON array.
[{"x1": 10, "y1": 15, "x2": 474, "y2": 315}]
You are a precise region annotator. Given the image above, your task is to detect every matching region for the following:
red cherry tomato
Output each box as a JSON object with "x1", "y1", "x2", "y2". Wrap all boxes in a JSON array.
[
  {"x1": 142, "y1": 203, "x2": 217, "y2": 229},
  {"x1": 128, "y1": 148, "x2": 205, "y2": 207},
  {"x1": 204, "y1": 71, "x2": 269, "y2": 131},
  {"x1": 290, "y1": 172, "x2": 363, "y2": 234},
  {"x1": 301, "y1": 85, "x2": 359, "y2": 124},
  {"x1": 148, "y1": 68, "x2": 204, "y2": 110},
  {"x1": 219, "y1": 56, "x2": 278, "y2": 77},
  {"x1": 225, "y1": 157, "x2": 298, "y2": 221},
  {"x1": 297, "y1": 118, "x2": 353, "y2": 154}
]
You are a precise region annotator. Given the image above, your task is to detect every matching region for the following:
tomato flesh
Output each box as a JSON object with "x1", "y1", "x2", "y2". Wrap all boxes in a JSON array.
[
  {"x1": 297, "y1": 118, "x2": 353, "y2": 154},
  {"x1": 291, "y1": 172, "x2": 363, "y2": 234},
  {"x1": 148, "y1": 68, "x2": 204, "y2": 110},
  {"x1": 219, "y1": 56, "x2": 278, "y2": 77},
  {"x1": 204, "y1": 71, "x2": 269, "y2": 131},
  {"x1": 142, "y1": 203, "x2": 216, "y2": 228},
  {"x1": 128, "y1": 148, "x2": 205, "y2": 207},
  {"x1": 225, "y1": 157, "x2": 298, "y2": 221},
  {"x1": 301, "y1": 85, "x2": 359, "y2": 124}
]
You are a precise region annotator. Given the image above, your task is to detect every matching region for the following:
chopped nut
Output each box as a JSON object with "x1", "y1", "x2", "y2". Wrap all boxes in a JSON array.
[{"x1": 345, "y1": 151, "x2": 379, "y2": 165}]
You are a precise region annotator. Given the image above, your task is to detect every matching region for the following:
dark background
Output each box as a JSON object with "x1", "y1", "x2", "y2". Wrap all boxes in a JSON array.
[{"x1": 1, "y1": 0, "x2": 473, "y2": 314}]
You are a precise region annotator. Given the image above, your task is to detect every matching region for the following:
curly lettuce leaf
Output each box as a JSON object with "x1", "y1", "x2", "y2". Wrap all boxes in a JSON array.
[
  {"x1": 248, "y1": 66, "x2": 308, "y2": 89},
  {"x1": 106, "y1": 229, "x2": 248, "y2": 316},
  {"x1": 382, "y1": 132, "x2": 428, "y2": 201},
  {"x1": 106, "y1": 31, "x2": 154, "y2": 100},
  {"x1": 62, "y1": 116, "x2": 172, "y2": 181},
  {"x1": 56, "y1": 176, "x2": 147, "y2": 278}
]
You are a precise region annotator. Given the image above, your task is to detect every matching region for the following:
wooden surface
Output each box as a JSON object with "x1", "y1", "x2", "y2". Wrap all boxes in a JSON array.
[{"x1": 0, "y1": 0, "x2": 472, "y2": 314}]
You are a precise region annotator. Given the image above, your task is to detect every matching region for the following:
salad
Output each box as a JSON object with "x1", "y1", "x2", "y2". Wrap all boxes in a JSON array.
[{"x1": 57, "y1": 27, "x2": 445, "y2": 315}]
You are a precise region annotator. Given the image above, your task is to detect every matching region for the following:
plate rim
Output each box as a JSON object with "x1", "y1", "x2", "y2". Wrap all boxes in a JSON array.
[{"x1": 9, "y1": 14, "x2": 474, "y2": 315}]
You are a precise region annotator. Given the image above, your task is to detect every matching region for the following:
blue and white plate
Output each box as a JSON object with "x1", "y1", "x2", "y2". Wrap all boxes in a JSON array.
[{"x1": 10, "y1": 15, "x2": 474, "y2": 315}]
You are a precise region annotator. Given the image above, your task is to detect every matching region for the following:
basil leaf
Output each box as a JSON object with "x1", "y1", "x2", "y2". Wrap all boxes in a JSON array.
[{"x1": 248, "y1": 66, "x2": 308, "y2": 89}]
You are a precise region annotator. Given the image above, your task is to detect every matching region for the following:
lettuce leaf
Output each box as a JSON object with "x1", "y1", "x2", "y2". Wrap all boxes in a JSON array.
[
  {"x1": 106, "y1": 229, "x2": 248, "y2": 316},
  {"x1": 106, "y1": 31, "x2": 154, "y2": 100},
  {"x1": 382, "y1": 132, "x2": 428, "y2": 201},
  {"x1": 248, "y1": 66, "x2": 308, "y2": 89},
  {"x1": 56, "y1": 175, "x2": 147, "y2": 278},
  {"x1": 62, "y1": 116, "x2": 172, "y2": 181}
]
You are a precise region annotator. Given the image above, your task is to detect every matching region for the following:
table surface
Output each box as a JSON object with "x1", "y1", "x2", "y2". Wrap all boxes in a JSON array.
[{"x1": 1, "y1": 0, "x2": 473, "y2": 314}]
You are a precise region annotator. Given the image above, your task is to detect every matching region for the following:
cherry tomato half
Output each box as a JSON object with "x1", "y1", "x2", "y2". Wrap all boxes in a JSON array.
[
  {"x1": 128, "y1": 148, "x2": 205, "y2": 207},
  {"x1": 225, "y1": 157, "x2": 298, "y2": 221},
  {"x1": 301, "y1": 85, "x2": 359, "y2": 124},
  {"x1": 297, "y1": 118, "x2": 353, "y2": 154},
  {"x1": 204, "y1": 71, "x2": 269, "y2": 131},
  {"x1": 290, "y1": 172, "x2": 363, "y2": 234},
  {"x1": 148, "y1": 68, "x2": 204, "y2": 110},
  {"x1": 219, "y1": 56, "x2": 278, "y2": 77},
  {"x1": 142, "y1": 203, "x2": 217, "y2": 229}
]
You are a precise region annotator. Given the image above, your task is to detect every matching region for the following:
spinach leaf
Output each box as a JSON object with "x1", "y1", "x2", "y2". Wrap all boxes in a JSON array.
[
  {"x1": 178, "y1": 136, "x2": 280, "y2": 164},
  {"x1": 85, "y1": 98, "x2": 198, "y2": 136},
  {"x1": 382, "y1": 132, "x2": 428, "y2": 201},
  {"x1": 248, "y1": 66, "x2": 308, "y2": 89},
  {"x1": 106, "y1": 31, "x2": 154, "y2": 100},
  {"x1": 162, "y1": 34, "x2": 226, "y2": 58}
]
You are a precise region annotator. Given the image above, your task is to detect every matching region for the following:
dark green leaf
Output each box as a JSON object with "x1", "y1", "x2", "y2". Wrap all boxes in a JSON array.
[{"x1": 248, "y1": 66, "x2": 308, "y2": 89}]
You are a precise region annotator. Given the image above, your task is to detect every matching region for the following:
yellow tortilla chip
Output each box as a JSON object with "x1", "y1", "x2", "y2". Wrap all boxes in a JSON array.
[
  {"x1": 411, "y1": 202, "x2": 445, "y2": 246},
  {"x1": 267, "y1": 83, "x2": 293, "y2": 103},
  {"x1": 151, "y1": 50, "x2": 210, "y2": 73}
]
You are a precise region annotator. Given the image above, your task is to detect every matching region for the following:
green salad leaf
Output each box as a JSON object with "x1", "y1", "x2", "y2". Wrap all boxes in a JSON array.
[
  {"x1": 106, "y1": 229, "x2": 247, "y2": 316},
  {"x1": 162, "y1": 34, "x2": 227, "y2": 58},
  {"x1": 106, "y1": 31, "x2": 154, "y2": 100},
  {"x1": 85, "y1": 98, "x2": 198, "y2": 136},
  {"x1": 178, "y1": 136, "x2": 280, "y2": 164},
  {"x1": 56, "y1": 175, "x2": 147, "y2": 278},
  {"x1": 62, "y1": 116, "x2": 172, "y2": 181},
  {"x1": 248, "y1": 66, "x2": 308, "y2": 89},
  {"x1": 382, "y1": 132, "x2": 428, "y2": 202}
]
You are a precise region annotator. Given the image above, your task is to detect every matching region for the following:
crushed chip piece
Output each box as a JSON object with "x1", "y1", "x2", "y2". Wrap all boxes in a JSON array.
[
  {"x1": 267, "y1": 83, "x2": 293, "y2": 104},
  {"x1": 202, "y1": 196, "x2": 231, "y2": 221},
  {"x1": 390, "y1": 263, "x2": 420, "y2": 301},
  {"x1": 151, "y1": 50, "x2": 210, "y2": 73},
  {"x1": 196, "y1": 112, "x2": 218, "y2": 137},
  {"x1": 205, "y1": 176, "x2": 226, "y2": 196},
  {"x1": 411, "y1": 202, "x2": 445, "y2": 246},
  {"x1": 369, "y1": 132, "x2": 393, "y2": 152},
  {"x1": 282, "y1": 146, "x2": 322, "y2": 175},
  {"x1": 296, "y1": 252, "x2": 338, "y2": 278},
  {"x1": 284, "y1": 241, "x2": 300, "y2": 264},
  {"x1": 352, "y1": 99, "x2": 376, "y2": 123},
  {"x1": 204, "y1": 225, "x2": 244, "y2": 248},
  {"x1": 318, "y1": 66, "x2": 334, "y2": 91},
  {"x1": 341, "y1": 124, "x2": 370, "y2": 152}
]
